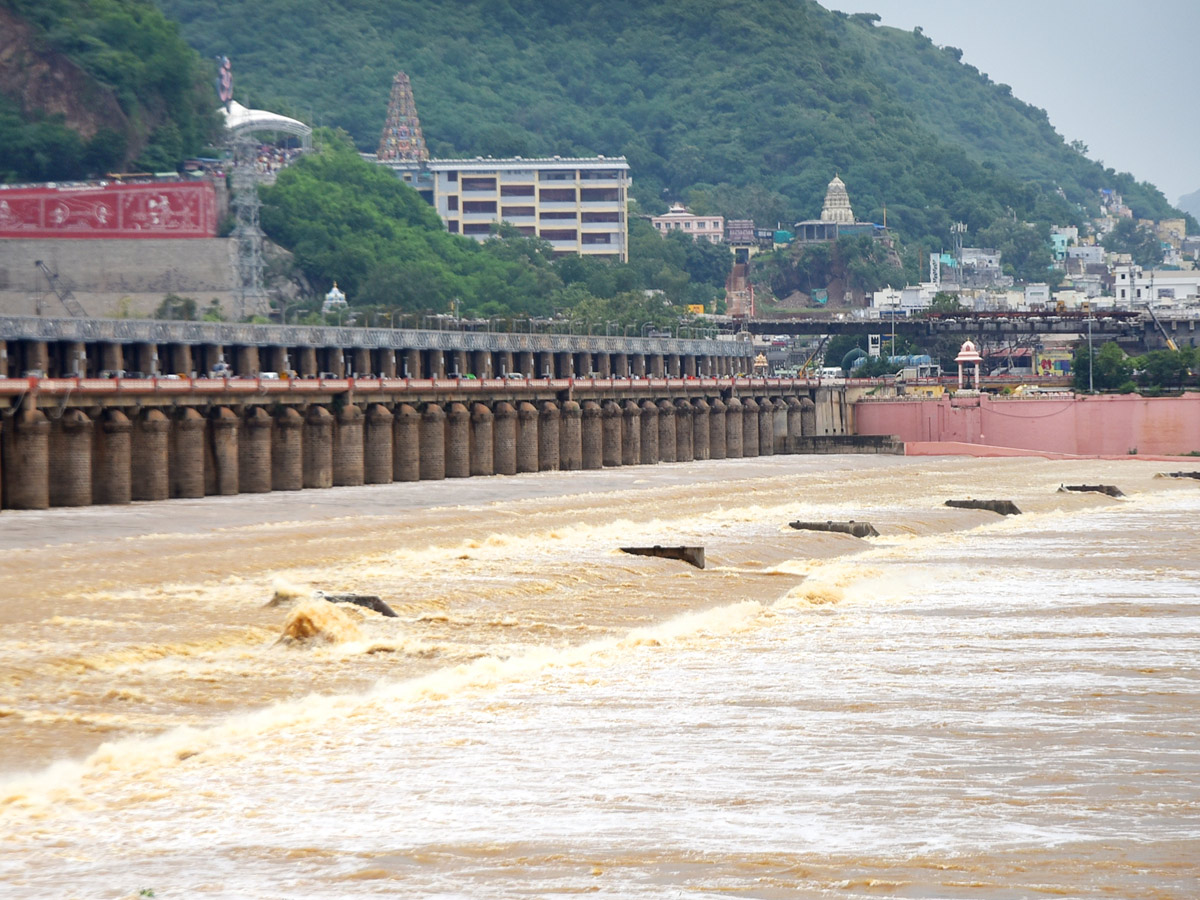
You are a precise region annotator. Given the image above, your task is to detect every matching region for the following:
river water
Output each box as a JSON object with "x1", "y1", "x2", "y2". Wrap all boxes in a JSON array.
[{"x1": 1, "y1": 455, "x2": 1197, "y2": 898}]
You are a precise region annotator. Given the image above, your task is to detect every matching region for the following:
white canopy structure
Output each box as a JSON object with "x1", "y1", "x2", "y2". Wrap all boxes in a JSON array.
[{"x1": 219, "y1": 100, "x2": 311, "y2": 147}]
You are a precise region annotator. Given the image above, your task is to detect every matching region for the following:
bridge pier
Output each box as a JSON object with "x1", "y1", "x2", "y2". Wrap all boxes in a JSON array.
[
  {"x1": 741, "y1": 397, "x2": 760, "y2": 457},
  {"x1": 493, "y1": 401, "x2": 517, "y2": 475},
  {"x1": 272, "y1": 407, "x2": 304, "y2": 491},
  {"x1": 516, "y1": 402, "x2": 539, "y2": 473},
  {"x1": 470, "y1": 402, "x2": 494, "y2": 476},
  {"x1": 656, "y1": 400, "x2": 675, "y2": 463},
  {"x1": 132, "y1": 409, "x2": 170, "y2": 501},
  {"x1": 94, "y1": 409, "x2": 133, "y2": 505},
  {"x1": 2, "y1": 408, "x2": 49, "y2": 508},
  {"x1": 364, "y1": 405, "x2": 394, "y2": 484},
  {"x1": 708, "y1": 397, "x2": 726, "y2": 459},
  {"x1": 621, "y1": 400, "x2": 641, "y2": 466},
  {"x1": 639, "y1": 400, "x2": 658, "y2": 465},
  {"x1": 50, "y1": 409, "x2": 92, "y2": 507},
  {"x1": 303, "y1": 406, "x2": 334, "y2": 489},
  {"x1": 170, "y1": 409, "x2": 205, "y2": 498},
  {"x1": 207, "y1": 407, "x2": 239, "y2": 496},
  {"x1": 601, "y1": 400, "x2": 622, "y2": 467},
  {"x1": 674, "y1": 399, "x2": 693, "y2": 462},
  {"x1": 296, "y1": 347, "x2": 318, "y2": 378},
  {"x1": 393, "y1": 404, "x2": 420, "y2": 482},
  {"x1": 692, "y1": 398, "x2": 710, "y2": 461},
  {"x1": 581, "y1": 401, "x2": 603, "y2": 470},
  {"x1": 419, "y1": 403, "x2": 446, "y2": 480},
  {"x1": 445, "y1": 402, "x2": 470, "y2": 478},
  {"x1": 538, "y1": 401, "x2": 560, "y2": 471},
  {"x1": 758, "y1": 400, "x2": 775, "y2": 457},
  {"x1": 238, "y1": 407, "x2": 273, "y2": 493},
  {"x1": 560, "y1": 399, "x2": 582, "y2": 471},
  {"x1": 333, "y1": 405, "x2": 364, "y2": 486},
  {"x1": 725, "y1": 397, "x2": 743, "y2": 458}
]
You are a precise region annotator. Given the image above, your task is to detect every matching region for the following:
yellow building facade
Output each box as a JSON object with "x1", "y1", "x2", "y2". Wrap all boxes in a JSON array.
[{"x1": 428, "y1": 157, "x2": 631, "y2": 262}]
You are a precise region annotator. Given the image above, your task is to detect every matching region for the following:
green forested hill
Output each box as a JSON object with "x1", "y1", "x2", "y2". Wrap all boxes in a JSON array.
[
  {"x1": 154, "y1": 0, "x2": 1185, "y2": 249},
  {"x1": 0, "y1": 0, "x2": 218, "y2": 180}
]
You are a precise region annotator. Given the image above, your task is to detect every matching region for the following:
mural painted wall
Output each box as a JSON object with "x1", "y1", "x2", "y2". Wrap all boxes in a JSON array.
[{"x1": 0, "y1": 182, "x2": 217, "y2": 239}]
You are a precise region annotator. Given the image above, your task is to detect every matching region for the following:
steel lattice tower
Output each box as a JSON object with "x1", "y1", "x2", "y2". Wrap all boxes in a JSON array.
[
  {"x1": 377, "y1": 72, "x2": 428, "y2": 162},
  {"x1": 230, "y1": 133, "x2": 269, "y2": 319}
]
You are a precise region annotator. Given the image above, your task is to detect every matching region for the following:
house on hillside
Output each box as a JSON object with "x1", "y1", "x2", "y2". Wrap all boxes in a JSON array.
[{"x1": 650, "y1": 203, "x2": 724, "y2": 243}]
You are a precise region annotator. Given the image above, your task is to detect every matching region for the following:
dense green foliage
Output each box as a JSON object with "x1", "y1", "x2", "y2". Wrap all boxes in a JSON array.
[
  {"x1": 1072, "y1": 341, "x2": 1197, "y2": 392},
  {"x1": 1, "y1": 0, "x2": 217, "y2": 180},
  {"x1": 753, "y1": 234, "x2": 907, "y2": 302},
  {"x1": 260, "y1": 131, "x2": 728, "y2": 321},
  {"x1": 1101, "y1": 219, "x2": 1164, "y2": 268},
  {"x1": 156, "y1": 0, "x2": 1188, "y2": 251}
]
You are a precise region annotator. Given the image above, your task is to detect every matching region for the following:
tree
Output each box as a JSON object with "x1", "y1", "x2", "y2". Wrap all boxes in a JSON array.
[
  {"x1": 1102, "y1": 218, "x2": 1163, "y2": 268},
  {"x1": 1133, "y1": 348, "x2": 1195, "y2": 390},
  {"x1": 1073, "y1": 340, "x2": 1132, "y2": 391},
  {"x1": 926, "y1": 292, "x2": 964, "y2": 313}
]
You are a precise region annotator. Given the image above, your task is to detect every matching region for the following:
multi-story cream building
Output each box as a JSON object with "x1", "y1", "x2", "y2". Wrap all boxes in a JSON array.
[{"x1": 426, "y1": 157, "x2": 631, "y2": 261}]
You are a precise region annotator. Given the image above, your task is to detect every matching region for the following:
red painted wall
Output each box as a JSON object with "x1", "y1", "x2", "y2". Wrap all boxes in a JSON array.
[
  {"x1": 856, "y1": 393, "x2": 1200, "y2": 457},
  {"x1": 0, "y1": 181, "x2": 217, "y2": 239}
]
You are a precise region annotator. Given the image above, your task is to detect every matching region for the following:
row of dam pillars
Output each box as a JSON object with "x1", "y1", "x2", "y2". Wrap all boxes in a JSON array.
[
  {"x1": 0, "y1": 395, "x2": 817, "y2": 510},
  {"x1": 0, "y1": 339, "x2": 747, "y2": 380}
]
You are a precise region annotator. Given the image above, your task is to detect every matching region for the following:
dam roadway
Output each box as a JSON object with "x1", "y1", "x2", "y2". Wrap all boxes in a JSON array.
[{"x1": 0, "y1": 315, "x2": 887, "y2": 511}]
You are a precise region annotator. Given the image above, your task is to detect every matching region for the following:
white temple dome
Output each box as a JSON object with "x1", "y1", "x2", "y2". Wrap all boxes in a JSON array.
[{"x1": 820, "y1": 174, "x2": 855, "y2": 225}]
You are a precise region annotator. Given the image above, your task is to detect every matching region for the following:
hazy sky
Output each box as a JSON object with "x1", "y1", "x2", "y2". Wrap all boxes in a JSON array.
[{"x1": 830, "y1": 0, "x2": 1200, "y2": 205}]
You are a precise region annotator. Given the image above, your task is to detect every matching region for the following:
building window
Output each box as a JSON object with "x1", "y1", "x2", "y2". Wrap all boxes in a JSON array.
[
  {"x1": 582, "y1": 233, "x2": 612, "y2": 244},
  {"x1": 539, "y1": 170, "x2": 575, "y2": 181},
  {"x1": 501, "y1": 184, "x2": 535, "y2": 196},
  {"x1": 446, "y1": 171, "x2": 457, "y2": 182},
  {"x1": 540, "y1": 188, "x2": 577, "y2": 203},
  {"x1": 463, "y1": 200, "x2": 497, "y2": 214},
  {"x1": 540, "y1": 211, "x2": 577, "y2": 220},
  {"x1": 501, "y1": 206, "x2": 535, "y2": 218},
  {"x1": 583, "y1": 211, "x2": 620, "y2": 223},
  {"x1": 580, "y1": 169, "x2": 622, "y2": 180},
  {"x1": 447, "y1": 220, "x2": 459, "y2": 233},
  {"x1": 539, "y1": 228, "x2": 578, "y2": 241},
  {"x1": 684, "y1": 222, "x2": 692, "y2": 229},
  {"x1": 462, "y1": 177, "x2": 496, "y2": 191},
  {"x1": 580, "y1": 187, "x2": 619, "y2": 202},
  {"x1": 446, "y1": 196, "x2": 458, "y2": 211},
  {"x1": 463, "y1": 223, "x2": 491, "y2": 235}
]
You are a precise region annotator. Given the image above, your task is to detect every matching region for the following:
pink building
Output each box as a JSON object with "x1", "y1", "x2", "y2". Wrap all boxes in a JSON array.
[{"x1": 651, "y1": 203, "x2": 724, "y2": 243}]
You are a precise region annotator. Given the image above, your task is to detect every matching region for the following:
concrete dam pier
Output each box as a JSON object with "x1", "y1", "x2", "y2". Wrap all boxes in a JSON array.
[{"x1": 0, "y1": 315, "x2": 875, "y2": 511}]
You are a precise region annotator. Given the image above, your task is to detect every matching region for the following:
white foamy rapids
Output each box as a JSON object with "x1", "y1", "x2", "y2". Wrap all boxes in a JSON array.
[{"x1": 2, "y1": 460, "x2": 1198, "y2": 898}]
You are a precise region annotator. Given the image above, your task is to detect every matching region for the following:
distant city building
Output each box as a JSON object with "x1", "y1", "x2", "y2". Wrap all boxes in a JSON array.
[
  {"x1": 650, "y1": 203, "x2": 724, "y2": 243},
  {"x1": 428, "y1": 157, "x2": 630, "y2": 261},
  {"x1": 1112, "y1": 265, "x2": 1200, "y2": 305}
]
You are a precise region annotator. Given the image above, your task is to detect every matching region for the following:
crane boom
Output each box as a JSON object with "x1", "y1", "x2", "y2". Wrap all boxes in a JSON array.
[
  {"x1": 1143, "y1": 304, "x2": 1178, "y2": 352},
  {"x1": 34, "y1": 260, "x2": 87, "y2": 317}
]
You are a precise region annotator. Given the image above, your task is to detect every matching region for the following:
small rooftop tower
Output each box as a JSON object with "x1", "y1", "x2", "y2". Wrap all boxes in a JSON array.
[{"x1": 377, "y1": 72, "x2": 428, "y2": 162}]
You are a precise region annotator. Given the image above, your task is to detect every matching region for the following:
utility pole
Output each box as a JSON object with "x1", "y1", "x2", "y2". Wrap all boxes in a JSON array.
[{"x1": 1087, "y1": 316, "x2": 1094, "y2": 393}]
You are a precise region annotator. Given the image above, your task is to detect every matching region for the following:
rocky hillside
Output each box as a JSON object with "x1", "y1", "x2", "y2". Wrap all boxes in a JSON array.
[{"x1": 0, "y1": 0, "x2": 218, "y2": 181}]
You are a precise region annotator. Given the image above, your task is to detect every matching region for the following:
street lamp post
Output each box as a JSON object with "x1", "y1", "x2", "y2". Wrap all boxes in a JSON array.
[{"x1": 1087, "y1": 316, "x2": 1094, "y2": 392}]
